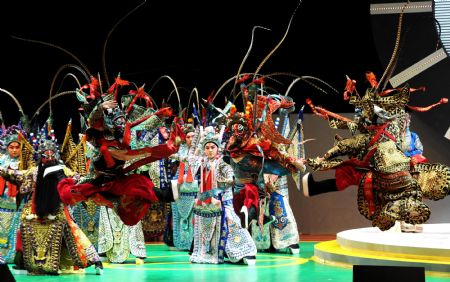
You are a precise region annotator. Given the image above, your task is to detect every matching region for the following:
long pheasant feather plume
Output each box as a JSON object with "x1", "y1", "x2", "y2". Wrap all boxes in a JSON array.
[
  {"x1": 376, "y1": 1, "x2": 409, "y2": 93},
  {"x1": 214, "y1": 72, "x2": 254, "y2": 103},
  {"x1": 48, "y1": 64, "x2": 89, "y2": 115},
  {"x1": 0, "y1": 88, "x2": 26, "y2": 121},
  {"x1": 253, "y1": 0, "x2": 302, "y2": 78},
  {"x1": 231, "y1": 25, "x2": 271, "y2": 104},
  {"x1": 32, "y1": 90, "x2": 78, "y2": 121},
  {"x1": 11, "y1": 35, "x2": 92, "y2": 77},
  {"x1": 102, "y1": 0, "x2": 147, "y2": 87},
  {"x1": 186, "y1": 87, "x2": 200, "y2": 122},
  {"x1": 284, "y1": 75, "x2": 340, "y2": 97},
  {"x1": 149, "y1": 75, "x2": 181, "y2": 113}
]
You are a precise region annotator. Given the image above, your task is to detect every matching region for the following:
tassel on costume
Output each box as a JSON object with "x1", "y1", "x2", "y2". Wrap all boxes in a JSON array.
[
  {"x1": 177, "y1": 162, "x2": 185, "y2": 185},
  {"x1": 99, "y1": 142, "x2": 116, "y2": 168},
  {"x1": 185, "y1": 166, "x2": 193, "y2": 183}
]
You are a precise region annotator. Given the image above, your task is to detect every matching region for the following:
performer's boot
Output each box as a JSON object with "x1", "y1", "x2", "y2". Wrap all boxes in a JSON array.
[
  {"x1": 12, "y1": 251, "x2": 26, "y2": 271},
  {"x1": 302, "y1": 173, "x2": 339, "y2": 197},
  {"x1": 135, "y1": 257, "x2": 145, "y2": 265},
  {"x1": 243, "y1": 256, "x2": 256, "y2": 266},
  {"x1": 247, "y1": 206, "x2": 258, "y2": 224},
  {"x1": 235, "y1": 255, "x2": 257, "y2": 265},
  {"x1": 95, "y1": 261, "x2": 104, "y2": 275},
  {"x1": 400, "y1": 221, "x2": 423, "y2": 233},
  {"x1": 288, "y1": 243, "x2": 300, "y2": 254},
  {"x1": 188, "y1": 240, "x2": 194, "y2": 255}
]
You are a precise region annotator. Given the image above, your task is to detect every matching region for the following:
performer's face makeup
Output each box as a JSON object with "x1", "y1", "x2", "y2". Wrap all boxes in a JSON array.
[
  {"x1": 41, "y1": 150, "x2": 56, "y2": 164},
  {"x1": 113, "y1": 116, "x2": 126, "y2": 137},
  {"x1": 204, "y1": 143, "x2": 218, "y2": 159},
  {"x1": 232, "y1": 123, "x2": 246, "y2": 138},
  {"x1": 7, "y1": 142, "x2": 20, "y2": 158},
  {"x1": 186, "y1": 132, "x2": 195, "y2": 147}
]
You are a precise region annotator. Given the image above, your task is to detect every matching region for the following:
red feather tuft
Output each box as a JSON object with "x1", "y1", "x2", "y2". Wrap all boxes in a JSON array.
[
  {"x1": 252, "y1": 78, "x2": 265, "y2": 85},
  {"x1": 89, "y1": 76, "x2": 101, "y2": 99},
  {"x1": 365, "y1": 71, "x2": 378, "y2": 88},
  {"x1": 206, "y1": 91, "x2": 215, "y2": 104},
  {"x1": 122, "y1": 123, "x2": 132, "y2": 147},
  {"x1": 236, "y1": 74, "x2": 251, "y2": 85},
  {"x1": 406, "y1": 98, "x2": 448, "y2": 112},
  {"x1": 99, "y1": 142, "x2": 115, "y2": 168},
  {"x1": 107, "y1": 75, "x2": 130, "y2": 99}
]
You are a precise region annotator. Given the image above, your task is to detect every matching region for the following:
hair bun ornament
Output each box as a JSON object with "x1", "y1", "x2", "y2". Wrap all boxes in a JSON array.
[
  {"x1": 200, "y1": 126, "x2": 222, "y2": 150},
  {"x1": 0, "y1": 125, "x2": 25, "y2": 149},
  {"x1": 183, "y1": 123, "x2": 195, "y2": 135}
]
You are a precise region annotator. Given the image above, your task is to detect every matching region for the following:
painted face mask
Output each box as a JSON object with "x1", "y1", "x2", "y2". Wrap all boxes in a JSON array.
[
  {"x1": 232, "y1": 123, "x2": 246, "y2": 138},
  {"x1": 41, "y1": 150, "x2": 57, "y2": 164},
  {"x1": 105, "y1": 106, "x2": 126, "y2": 138}
]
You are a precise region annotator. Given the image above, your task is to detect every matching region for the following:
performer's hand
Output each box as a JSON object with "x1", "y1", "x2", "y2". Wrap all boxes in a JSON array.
[
  {"x1": 101, "y1": 100, "x2": 118, "y2": 110},
  {"x1": 294, "y1": 158, "x2": 306, "y2": 171}
]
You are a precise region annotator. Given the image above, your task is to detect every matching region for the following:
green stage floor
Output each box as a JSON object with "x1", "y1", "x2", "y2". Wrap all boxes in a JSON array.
[{"x1": 7, "y1": 242, "x2": 450, "y2": 282}]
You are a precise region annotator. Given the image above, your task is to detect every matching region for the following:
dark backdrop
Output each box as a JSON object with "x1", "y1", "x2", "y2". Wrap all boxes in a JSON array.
[{"x1": 0, "y1": 0, "x2": 381, "y2": 140}]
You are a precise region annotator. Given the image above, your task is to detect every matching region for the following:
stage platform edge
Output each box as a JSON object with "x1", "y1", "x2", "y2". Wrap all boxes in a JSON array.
[{"x1": 314, "y1": 223, "x2": 450, "y2": 276}]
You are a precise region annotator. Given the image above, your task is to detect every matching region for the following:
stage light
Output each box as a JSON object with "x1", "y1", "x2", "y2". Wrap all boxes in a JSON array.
[{"x1": 370, "y1": 1, "x2": 450, "y2": 87}]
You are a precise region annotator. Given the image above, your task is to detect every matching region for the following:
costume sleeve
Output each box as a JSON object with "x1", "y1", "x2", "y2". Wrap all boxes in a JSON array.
[
  {"x1": 306, "y1": 134, "x2": 368, "y2": 171},
  {"x1": 216, "y1": 159, "x2": 234, "y2": 185},
  {"x1": 4, "y1": 167, "x2": 37, "y2": 194},
  {"x1": 330, "y1": 119, "x2": 359, "y2": 133},
  {"x1": 267, "y1": 143, "x2": 305, "y2": 174},
  {"x1": 322, "y1": 134, "x2": 367, "y2": 160},
  {"x1": 411, "y1": 132, "x2": 424, "y2": 154}
]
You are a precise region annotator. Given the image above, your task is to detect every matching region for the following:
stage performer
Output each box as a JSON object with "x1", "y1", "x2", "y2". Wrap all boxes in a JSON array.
[
  {"x1": 224, "y1": 89, "x2": 305, "y2": 233},
  {"x1": 0, "y1": 126, "x2": 34, "y2": 264},
  {"x1": 169, "y1": 122, "x2": 199, "y2": 251},
  {"x1": 58, "y1": 76, "x2": 184, "y2": 226},
  {"x1": 1, "y1": 136, "x2": 103, "y2": 275},
  {"x1": 189, "y1": 126, "x2": 257, "y2": 265}
]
